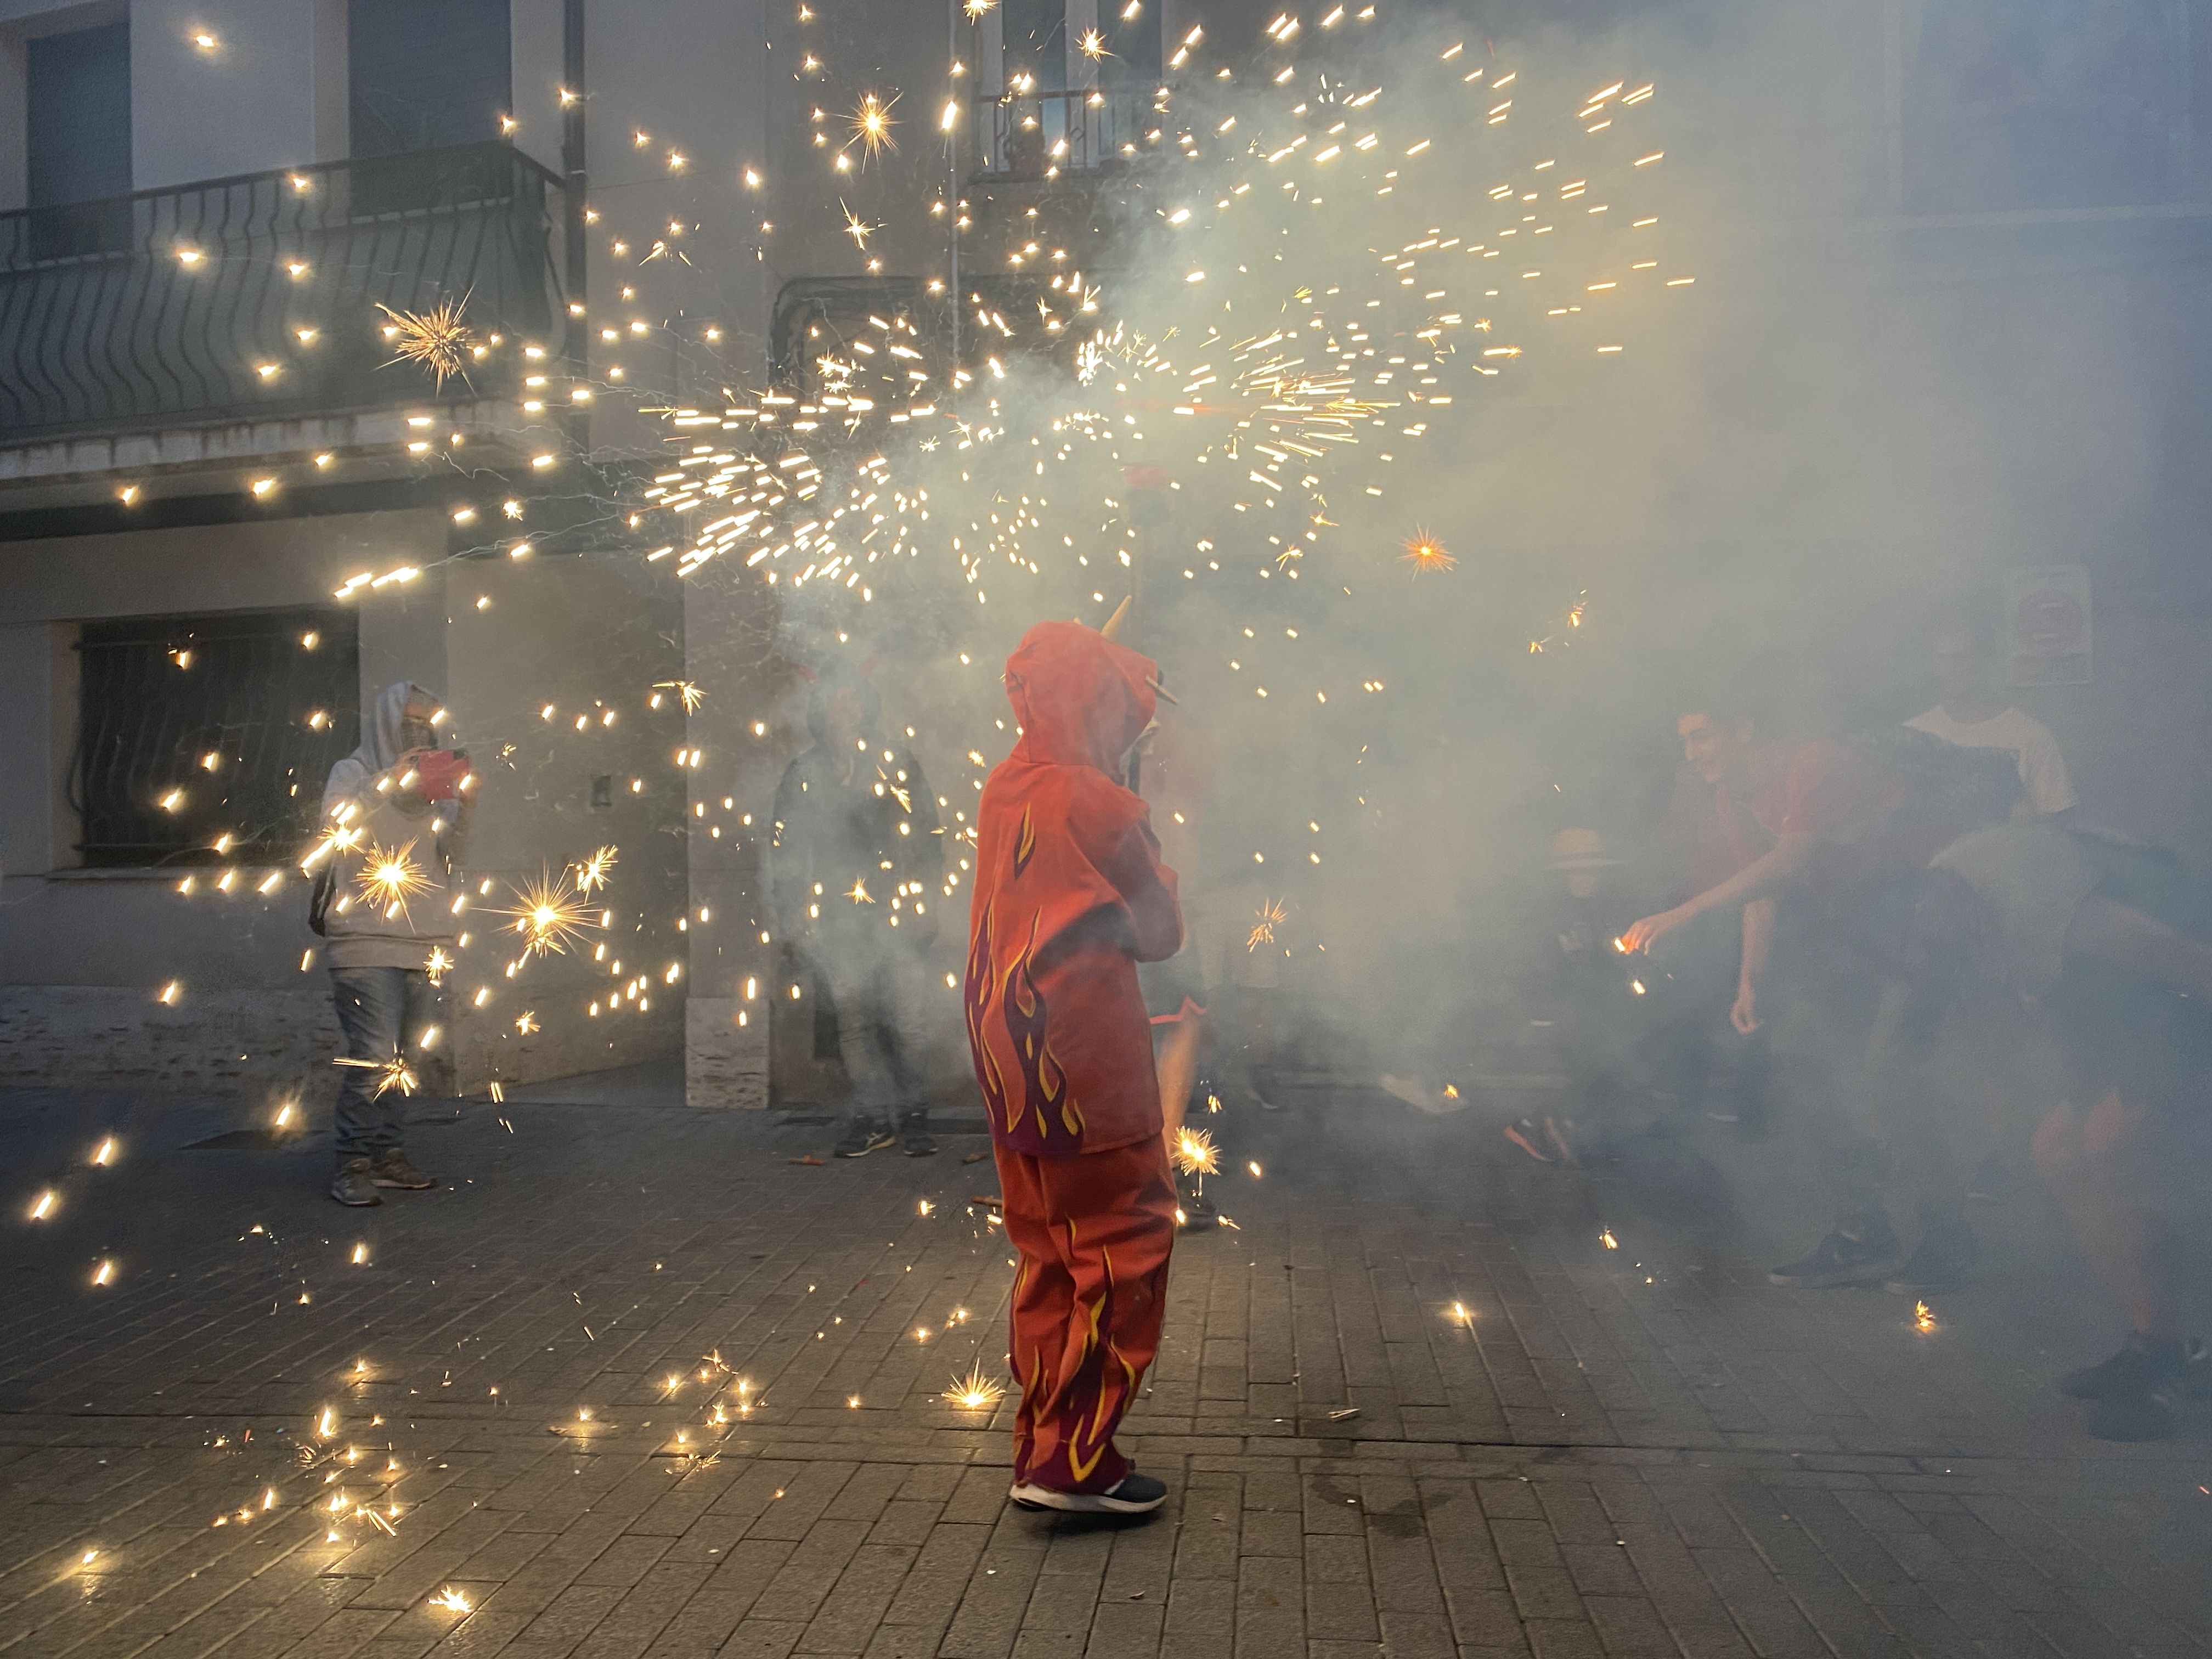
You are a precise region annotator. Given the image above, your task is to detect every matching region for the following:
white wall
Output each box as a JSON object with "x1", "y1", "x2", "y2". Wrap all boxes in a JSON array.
[{"x1": 126, "y1": 0, "x2": 343, "y2": 190}]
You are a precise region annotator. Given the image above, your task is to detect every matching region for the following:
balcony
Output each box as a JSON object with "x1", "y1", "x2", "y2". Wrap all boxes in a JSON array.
[
  {"x1": 969, "y1": 88, "x2": 1157, "y2": 180},
  {"x1": 0, "y1": 143, "x2": 565, "y2": 450}
]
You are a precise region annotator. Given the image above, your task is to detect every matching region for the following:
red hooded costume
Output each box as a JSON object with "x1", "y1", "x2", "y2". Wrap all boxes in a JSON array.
[
  {"x1": 967, "y1": 620, "x2": 1184, "y2": 1154},
  {"x1": 966, "y1": 619, "x2": 1183, "y2": 1494}
]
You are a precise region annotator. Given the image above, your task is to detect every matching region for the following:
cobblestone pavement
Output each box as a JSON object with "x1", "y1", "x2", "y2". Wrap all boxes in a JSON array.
[{"x1": 3, "y1": 1073, "x2": 2211, "y2": 1659}]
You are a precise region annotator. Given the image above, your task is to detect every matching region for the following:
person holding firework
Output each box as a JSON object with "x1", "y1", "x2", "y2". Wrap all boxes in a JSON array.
[{"x1": 964, "y1": 612, "x2": 1183, "y2": 1515}]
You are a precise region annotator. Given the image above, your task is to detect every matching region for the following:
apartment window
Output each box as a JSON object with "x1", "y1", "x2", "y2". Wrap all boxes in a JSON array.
[
  {"x1": 1002, "y1": 0, "x2": 1070, "y2": 91},
  {"x1": 70, "y1": 610, "x2": 359, "y2": 868},
  {"x1": 349, "y1": 0, "x2": 512, "y2": 157},
  {"x1": 26, "y1": 21, "x2": 131, "y2": 207},
  {"x1": 1098, "y1": 3, "x2": 1163, "y2": 82}
]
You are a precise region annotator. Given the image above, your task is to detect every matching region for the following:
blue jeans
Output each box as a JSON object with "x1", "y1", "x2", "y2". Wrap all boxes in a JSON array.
[{"x1": 330, "y1": 967, "x2": 441, "y2": 1159}]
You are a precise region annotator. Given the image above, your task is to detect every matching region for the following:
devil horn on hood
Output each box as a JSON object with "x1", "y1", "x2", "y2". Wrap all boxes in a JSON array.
[{"x1": 1099, "y1": 596, "x2": 1133, "y2": 641}]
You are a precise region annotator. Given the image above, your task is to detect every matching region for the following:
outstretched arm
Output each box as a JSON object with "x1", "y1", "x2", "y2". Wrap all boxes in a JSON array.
[{"x1": 1624, "y1": 832, "x2": 1814, "y2": 954}]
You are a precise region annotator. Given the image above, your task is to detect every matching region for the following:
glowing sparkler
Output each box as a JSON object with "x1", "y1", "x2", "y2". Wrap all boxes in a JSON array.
[
  {"x1": 1171, "y1": 1126, "x2": 1221, "y2": 1178},
  {"x1": 847, "y1": 93, "x2": 899, "y2": 162},
  {"x1": 422, "y1": 946, "x2": 453, "y2": 985},
  {"x1": 376, "y1": 296, "x2": 474, "y2": 390},
  {"x1": 354, "y1": 839, "x2": 431, "y2": 921},
  {"x1": 1914, "y1": 1300, "x2": 1939, "y2": 1333},
  {"x1": 1400, "y1": 528, "x2": 1458, "y2": 574},
  {"x1": 496, "y1": 868, "x2": 597, "y2": 957},
  {"x1": 1077, "y1": 27, "x2": 1114, "y2": 59},
  {"x1": 428, "y1": 1587, "x2": 472, "y2": 1614},
  {"x1": 942, "y1": 1365, "x2": 1006, "y2": 1410}
]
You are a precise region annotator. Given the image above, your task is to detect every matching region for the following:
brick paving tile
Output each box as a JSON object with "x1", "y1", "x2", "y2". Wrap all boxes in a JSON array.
[{"x1": 2, "y1": 1081, "x2": 2210, "y2": 1659}]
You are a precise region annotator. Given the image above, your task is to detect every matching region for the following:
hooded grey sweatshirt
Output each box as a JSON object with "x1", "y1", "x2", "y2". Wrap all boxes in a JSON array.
[{"x1": 317, "y1": 681, "x2": 469, "y2": 972}]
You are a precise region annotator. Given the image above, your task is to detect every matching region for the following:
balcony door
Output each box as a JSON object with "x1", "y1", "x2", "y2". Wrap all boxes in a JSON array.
[
  {"x1": 348, "y1": 0, "x2": 512, "y2": 158},
  {"x1": 26, "y1": 20, "x2": 131, "y2": 208}
]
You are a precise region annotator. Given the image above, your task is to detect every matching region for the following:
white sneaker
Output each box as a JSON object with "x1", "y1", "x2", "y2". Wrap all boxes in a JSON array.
[{"x1": 1008, "y1": 1472, "x2": 1168, "y2": 1514}]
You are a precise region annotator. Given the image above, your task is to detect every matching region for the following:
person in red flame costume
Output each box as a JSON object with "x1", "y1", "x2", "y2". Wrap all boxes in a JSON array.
[{"x1": 966, "y1": 616, "x2": 1183, "y2": 1515}]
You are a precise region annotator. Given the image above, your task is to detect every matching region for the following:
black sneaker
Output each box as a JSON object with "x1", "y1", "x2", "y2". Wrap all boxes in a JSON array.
[
  {"x1": 833, "y1": 1121, "x2": 897, "y2": 1158},
  {"x1": 1009, "y1": 1471, "x2": 1168, "y2": 1514},
  {"x1": 331, "y1": 1158, "x2": 381, "y2": 1206},
  {"x1": 899, "y1": 1123, "x2": 939, "y2": 1157},
  {"x1": 370, "y1": 1149, "x2": 436, "y2": 1190},
  {"x1": 2060, "y1": 1334, "x2": 2212, "y2": 1400},
  {"x1": 1882, "y1": 1223, "x2": 1978, "y2": 1295},
  {"x1": 1768, "y1": 1217, "x2": 1903, "y2": 1288}
]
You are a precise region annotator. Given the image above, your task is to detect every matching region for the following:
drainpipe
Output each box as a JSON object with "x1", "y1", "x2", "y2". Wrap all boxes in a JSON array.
[{"x1": 562, "y1": 0, "x2": 589, "y2": 382}]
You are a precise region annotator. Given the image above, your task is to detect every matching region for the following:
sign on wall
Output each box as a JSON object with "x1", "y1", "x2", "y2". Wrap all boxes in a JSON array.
[{"x1": 2004, "y1": 565, "x2": 2092, "y2": 687}]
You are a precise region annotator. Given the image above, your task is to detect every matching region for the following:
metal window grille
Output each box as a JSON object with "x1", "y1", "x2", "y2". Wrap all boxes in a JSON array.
[{"x1": 69, "y1": 609, "x2": 360, "y2": 867}]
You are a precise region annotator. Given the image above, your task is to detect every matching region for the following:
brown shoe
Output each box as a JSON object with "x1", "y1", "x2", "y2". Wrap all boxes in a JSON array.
[{"x1": 370, "y1": 1149, "x2": 436, "y2": 1190}]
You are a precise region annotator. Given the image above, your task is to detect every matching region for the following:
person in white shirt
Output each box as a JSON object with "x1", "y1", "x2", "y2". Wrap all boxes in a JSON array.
[
  {"x1": 315, "y1": 682, "x2": 473, "y2": 1205},
  {"x1": 1906, "y1": 614, "x2": 2076, "y2": 820}
]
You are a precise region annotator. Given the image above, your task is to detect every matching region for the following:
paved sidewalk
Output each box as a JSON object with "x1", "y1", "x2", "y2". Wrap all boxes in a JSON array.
[{"x1": 2, "y1": 1075, "x2": 2210, "y2": 1659}]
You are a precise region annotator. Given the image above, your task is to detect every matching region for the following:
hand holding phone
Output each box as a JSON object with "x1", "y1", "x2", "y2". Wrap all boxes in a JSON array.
[{"x1": 409, "y1": 748, "x2": 473, "y2": 802}]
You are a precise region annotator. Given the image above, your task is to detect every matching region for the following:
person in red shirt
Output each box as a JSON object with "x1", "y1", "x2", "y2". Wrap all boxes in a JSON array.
[
  {"x1": 1630, "y1": 703, "x2": 2020, "y2": 1290},
  {"x1": 1654, "y1": 701, "x2": 1789, "y2": 1045},
  {"x1": 965, "y1": 618, "x2": 1183, "y2": 1515}
]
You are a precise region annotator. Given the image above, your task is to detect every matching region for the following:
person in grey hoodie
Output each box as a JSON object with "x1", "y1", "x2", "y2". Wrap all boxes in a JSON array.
[{"x1": 315, "y1": 682, "x2": 472, "y2": 1205}]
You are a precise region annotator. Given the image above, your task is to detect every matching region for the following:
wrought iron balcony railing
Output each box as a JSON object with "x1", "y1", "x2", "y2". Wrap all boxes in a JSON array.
[
  {"x1": 970, "y1": 88, "x2": 1157, "y2": 179},
  {"x1": 0, "y1": 142, "x2": 565, "y2": 447}
]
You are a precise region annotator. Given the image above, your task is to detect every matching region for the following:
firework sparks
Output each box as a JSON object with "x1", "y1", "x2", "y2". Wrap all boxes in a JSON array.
[
  {"x1": 302, "y1": 821, "x2": 364, "y2": 871},
  {"x1": 1914, "y1": 1300, "x2": 1939, "y2": 1334},
  {"x1": 654, "y1": 679, "x2": 704, "y2": 712},
  {"x1": 1400, "y1": 528, "x2": 1458, "y2": 575},
  {"x1": 336, "y1": 1055, "x2": 419, "y2": 1098},
  {"x1": 1076, "y1": 27, "x2": 1114, "y2": 59},
  {"x1": 1246, "y1": 896, "x2": 1288, "y2": 952},
  {"x1": 573, "y1": 845, "x2": 619, "y2": 895},
  {"x1": 497, "y1": 869, "x2": 597, "y2": 957},
  {"x1": 355, "y1": 840, "x2": 431, "y2": 921},
  {"x1": 943, "y1": 1367, "x2": 1006, "y2": 1410},
  {"x1": 1171, "y1": 1126, "x2": 1221, "y2": 1178},
  {"x1": 376, "y1": 296, "x2": 474, "y2": 390},
  {"x1": 847, "y1": 92, "x2": 899, "y2": 162},
  {"x1": 428, "y1": 1586, "x2": 472, "y2": 1614},
  {"x1": 423, "y1": 945, "x2": 454, "y2": 985}
]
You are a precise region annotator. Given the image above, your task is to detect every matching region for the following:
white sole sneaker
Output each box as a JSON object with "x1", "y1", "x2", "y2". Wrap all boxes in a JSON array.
[{"x1": 1007, "y1": 1480, "x2": 1166, "y2": 1515}]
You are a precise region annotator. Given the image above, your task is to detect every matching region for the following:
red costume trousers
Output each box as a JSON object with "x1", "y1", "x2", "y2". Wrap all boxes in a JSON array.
[{"x1": 995, "y1": 1137, "x2": 1177, "y2": 1492}]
